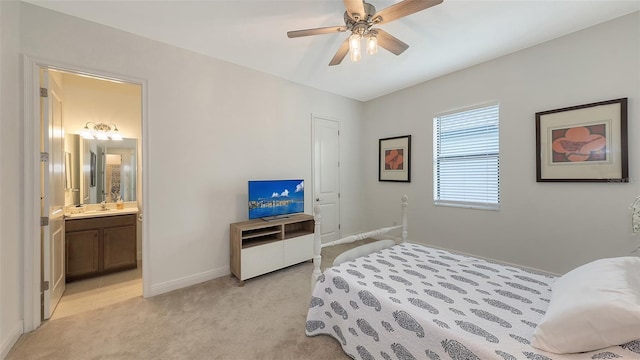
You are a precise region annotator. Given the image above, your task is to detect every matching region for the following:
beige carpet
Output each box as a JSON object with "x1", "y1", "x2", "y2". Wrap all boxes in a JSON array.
[{"x1": 6, "y1": 241, "x2": 378, "y2": 360}]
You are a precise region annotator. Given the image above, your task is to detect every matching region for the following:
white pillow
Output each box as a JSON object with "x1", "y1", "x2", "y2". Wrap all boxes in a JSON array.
[{"x1": 531, "y1": 256, "x2": 640, "y2": 354}]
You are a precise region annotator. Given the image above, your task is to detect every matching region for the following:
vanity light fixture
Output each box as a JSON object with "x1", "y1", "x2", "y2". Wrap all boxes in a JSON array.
[{"x1": 80, "y1": 122, "x2": 123, "y2": 141}]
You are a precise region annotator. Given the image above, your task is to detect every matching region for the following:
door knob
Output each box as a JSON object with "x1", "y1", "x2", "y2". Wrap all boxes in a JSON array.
[{"x1": 316, "y1": 198, "x2": 320, "y2": 202}]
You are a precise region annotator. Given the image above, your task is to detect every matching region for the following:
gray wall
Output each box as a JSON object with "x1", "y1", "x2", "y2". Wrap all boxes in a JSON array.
[{"x1": 363, "y1": 12, "x2": 640, "y2": 275}]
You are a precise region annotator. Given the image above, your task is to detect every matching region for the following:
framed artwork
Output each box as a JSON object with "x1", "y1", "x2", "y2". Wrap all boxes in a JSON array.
[
  {"x1": 535, "y1": 98, "x2": 628, "y2": 182},
  {"x1": 379, "y1": 135, "x2": 411, "y2": 182}
]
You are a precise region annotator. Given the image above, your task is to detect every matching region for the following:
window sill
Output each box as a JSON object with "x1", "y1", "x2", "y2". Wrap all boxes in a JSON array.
[{"x1": 434, "y1": 201, "x2": 499, "y2": 211}]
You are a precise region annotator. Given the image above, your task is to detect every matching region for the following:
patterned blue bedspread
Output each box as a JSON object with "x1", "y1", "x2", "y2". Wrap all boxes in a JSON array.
[{"x1": 305, "y1": 243, "x2": 640, "y2": 360}]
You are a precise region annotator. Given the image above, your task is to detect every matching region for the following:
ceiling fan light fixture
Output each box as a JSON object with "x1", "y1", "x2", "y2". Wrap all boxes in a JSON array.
[
  {"x1": 366, "y1": 34, "x2": 378, "y2": 55},
  {"x1": 349, "y1": 33, "x2": 361, "y2": 52},
  {"x1": 349, "y1": 33, "x2": 362, "y2": 62},
  {"x1": 350, "y1": 47, "x2": 362, "y2": 62},
  {"x1": 287, "y1": 0, "x2": 444, "y2": 66}
]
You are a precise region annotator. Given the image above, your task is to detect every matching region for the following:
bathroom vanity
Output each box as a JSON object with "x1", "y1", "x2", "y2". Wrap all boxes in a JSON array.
[{"x1": 64, "y1": 208, "x2": 138, "y2": 282}]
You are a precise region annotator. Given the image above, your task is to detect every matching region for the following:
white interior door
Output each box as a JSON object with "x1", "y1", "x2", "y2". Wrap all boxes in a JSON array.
[
  {"x1": 312, "y1": 116, "x2": 340, "y2": 244},
  {"x1": 41, "y1": 69, "x2": 66, "y2": 320}
]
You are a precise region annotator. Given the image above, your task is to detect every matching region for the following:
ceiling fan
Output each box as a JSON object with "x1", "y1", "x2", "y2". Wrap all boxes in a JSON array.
[{"x1": 287, "y1": 0, "x2": 443, "y2": 66}]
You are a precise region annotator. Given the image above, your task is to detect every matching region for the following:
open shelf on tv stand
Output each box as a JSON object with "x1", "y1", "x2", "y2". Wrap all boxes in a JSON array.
[{"x1": 230, "y1": 214, "x2": 314, "y2": 285}]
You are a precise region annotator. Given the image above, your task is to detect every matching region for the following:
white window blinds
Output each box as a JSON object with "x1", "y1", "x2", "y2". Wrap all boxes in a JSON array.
[{"x1": 434, "y1": 103, "x2": 500, "y2": 210}]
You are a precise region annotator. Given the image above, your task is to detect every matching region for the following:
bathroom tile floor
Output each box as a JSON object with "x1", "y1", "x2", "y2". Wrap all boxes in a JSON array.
[{"x1": 51, "y1": 262, "x2": 142, "y2": 320}]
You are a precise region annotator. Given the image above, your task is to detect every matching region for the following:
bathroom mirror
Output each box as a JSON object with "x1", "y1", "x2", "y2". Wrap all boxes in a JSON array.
[{"x1": 80, "y1": 137, "x2": 137, "y2": 204}]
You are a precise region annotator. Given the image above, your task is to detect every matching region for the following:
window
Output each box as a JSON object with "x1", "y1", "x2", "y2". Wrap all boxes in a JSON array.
[{"x1": 433, "y1": 103, "x2": 500, "y2": 210}]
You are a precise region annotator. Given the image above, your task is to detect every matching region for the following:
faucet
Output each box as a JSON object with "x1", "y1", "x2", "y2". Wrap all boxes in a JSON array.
[{"x1": 100, "y1": 201, "x2": 107, "y2": 210}]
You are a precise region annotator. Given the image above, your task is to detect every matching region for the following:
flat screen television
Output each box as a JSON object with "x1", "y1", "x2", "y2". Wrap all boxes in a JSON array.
[{"x1": 248, "y1": 179, "x2": 304, "y2": 220}]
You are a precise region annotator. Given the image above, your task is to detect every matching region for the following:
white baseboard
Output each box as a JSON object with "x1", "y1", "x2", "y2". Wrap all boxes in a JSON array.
[
  {"x1": 0, "y1": 320, "x2": 23, "y2": 360},
  {"x1": 147, "y1": 266, "x2": 230, "y2": 297}
]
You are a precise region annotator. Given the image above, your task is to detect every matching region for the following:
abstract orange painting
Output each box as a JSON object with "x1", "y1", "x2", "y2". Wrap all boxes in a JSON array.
[
  {"x1": 551, "y1": 124, "x2": 606, "y2": 163},
  {"x1": 536, "y1": 98, "x2": 627, "y2": 182},
  {"x1": 385, "y1": 148, "x2": 404, "y2": 170},
  {"x1": 379, "y1": 135, "x2": 411, "y2": 182}
]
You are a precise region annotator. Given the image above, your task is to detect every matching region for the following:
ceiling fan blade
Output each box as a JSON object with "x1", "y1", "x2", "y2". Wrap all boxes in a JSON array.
[
  {"x1": 287, "y1": 26, "x2": 347, "y2": 38},
  {"x1": 329, "y1": 37, "x2": 350, "y2": 66},
  {"x1": 343, "y1": 0, "x2": 366, "y2": 21},
  {"x1": 374, "y1": 29, "x2": 409, "y2": 55},
  {"x1": 373, "y1": 0, "x2": 443, "y2": 25}
]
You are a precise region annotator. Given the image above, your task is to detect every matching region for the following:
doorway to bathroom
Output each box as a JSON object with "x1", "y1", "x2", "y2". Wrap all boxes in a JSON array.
[{"x1": 23, "y1": 57, "x2": 147, "y2": 328}]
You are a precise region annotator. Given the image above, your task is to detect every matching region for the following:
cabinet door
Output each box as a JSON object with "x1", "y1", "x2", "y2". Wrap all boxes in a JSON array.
[
  {"x1": 283, "y1": 233, "x2": 314, "y2": 267},
  {"x1": 241, "y1": 241, "x2": 284, "y2": 280},
  {"x1": 103, "y1": 225, "x2": 137, "y2": 271},
  {"x1": 65, "y1": 230, "x2": 100, "y2": 278}
]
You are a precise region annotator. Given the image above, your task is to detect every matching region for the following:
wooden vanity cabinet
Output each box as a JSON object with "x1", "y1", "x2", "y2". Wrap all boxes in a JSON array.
[
  {"x1": 103, "y1": 225, "x2": 137, "y2": 271},
  {"x1": 65, "y1": 229, "x2": 100, "y2": 278},
  {"x1": 65, "y1": 213, "x2": 137, "y2": 282}
]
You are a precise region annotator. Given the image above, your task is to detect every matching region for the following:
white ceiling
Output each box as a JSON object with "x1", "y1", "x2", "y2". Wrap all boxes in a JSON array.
[{"x1": 24, "y1": 1, "x2": 640, "y2": 101}]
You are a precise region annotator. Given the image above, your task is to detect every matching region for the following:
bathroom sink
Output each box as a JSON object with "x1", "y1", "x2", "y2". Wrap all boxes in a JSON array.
[
  {"x1": 84, "y1": 208, "x2": 112, "y2": 213},
  {"x1": 65, "y1": 207, "x2": 139, "y2": 219}
]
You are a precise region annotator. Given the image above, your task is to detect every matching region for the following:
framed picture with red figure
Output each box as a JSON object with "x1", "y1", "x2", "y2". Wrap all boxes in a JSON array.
[
  {"x1": 379, "y1": 135, "x2": 411, "y2": 182},
  {"x1": 536, "y1": 98, "x2": 628, "y2": 182}
]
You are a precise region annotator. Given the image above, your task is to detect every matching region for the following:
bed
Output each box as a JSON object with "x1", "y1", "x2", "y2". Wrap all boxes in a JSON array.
[{"x1": 306, "y1": 195, "x2": 640, "y2": 360}]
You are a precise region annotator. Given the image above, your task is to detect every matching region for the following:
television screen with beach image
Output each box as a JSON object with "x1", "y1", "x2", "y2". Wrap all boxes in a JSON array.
[{"x1": 248, "y1": 179, "x2": 304, "y2": 220}]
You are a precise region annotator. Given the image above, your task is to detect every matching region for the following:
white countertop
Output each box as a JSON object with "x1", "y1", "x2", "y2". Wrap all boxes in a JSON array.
[{"x1": 65, "y1": 207, "x2": 139, "y2": 220}]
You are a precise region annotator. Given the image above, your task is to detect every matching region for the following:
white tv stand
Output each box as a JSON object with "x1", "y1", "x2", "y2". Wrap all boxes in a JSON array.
[{"x1": 230, "y1": 213, "x2": 314, "y2": 285}]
